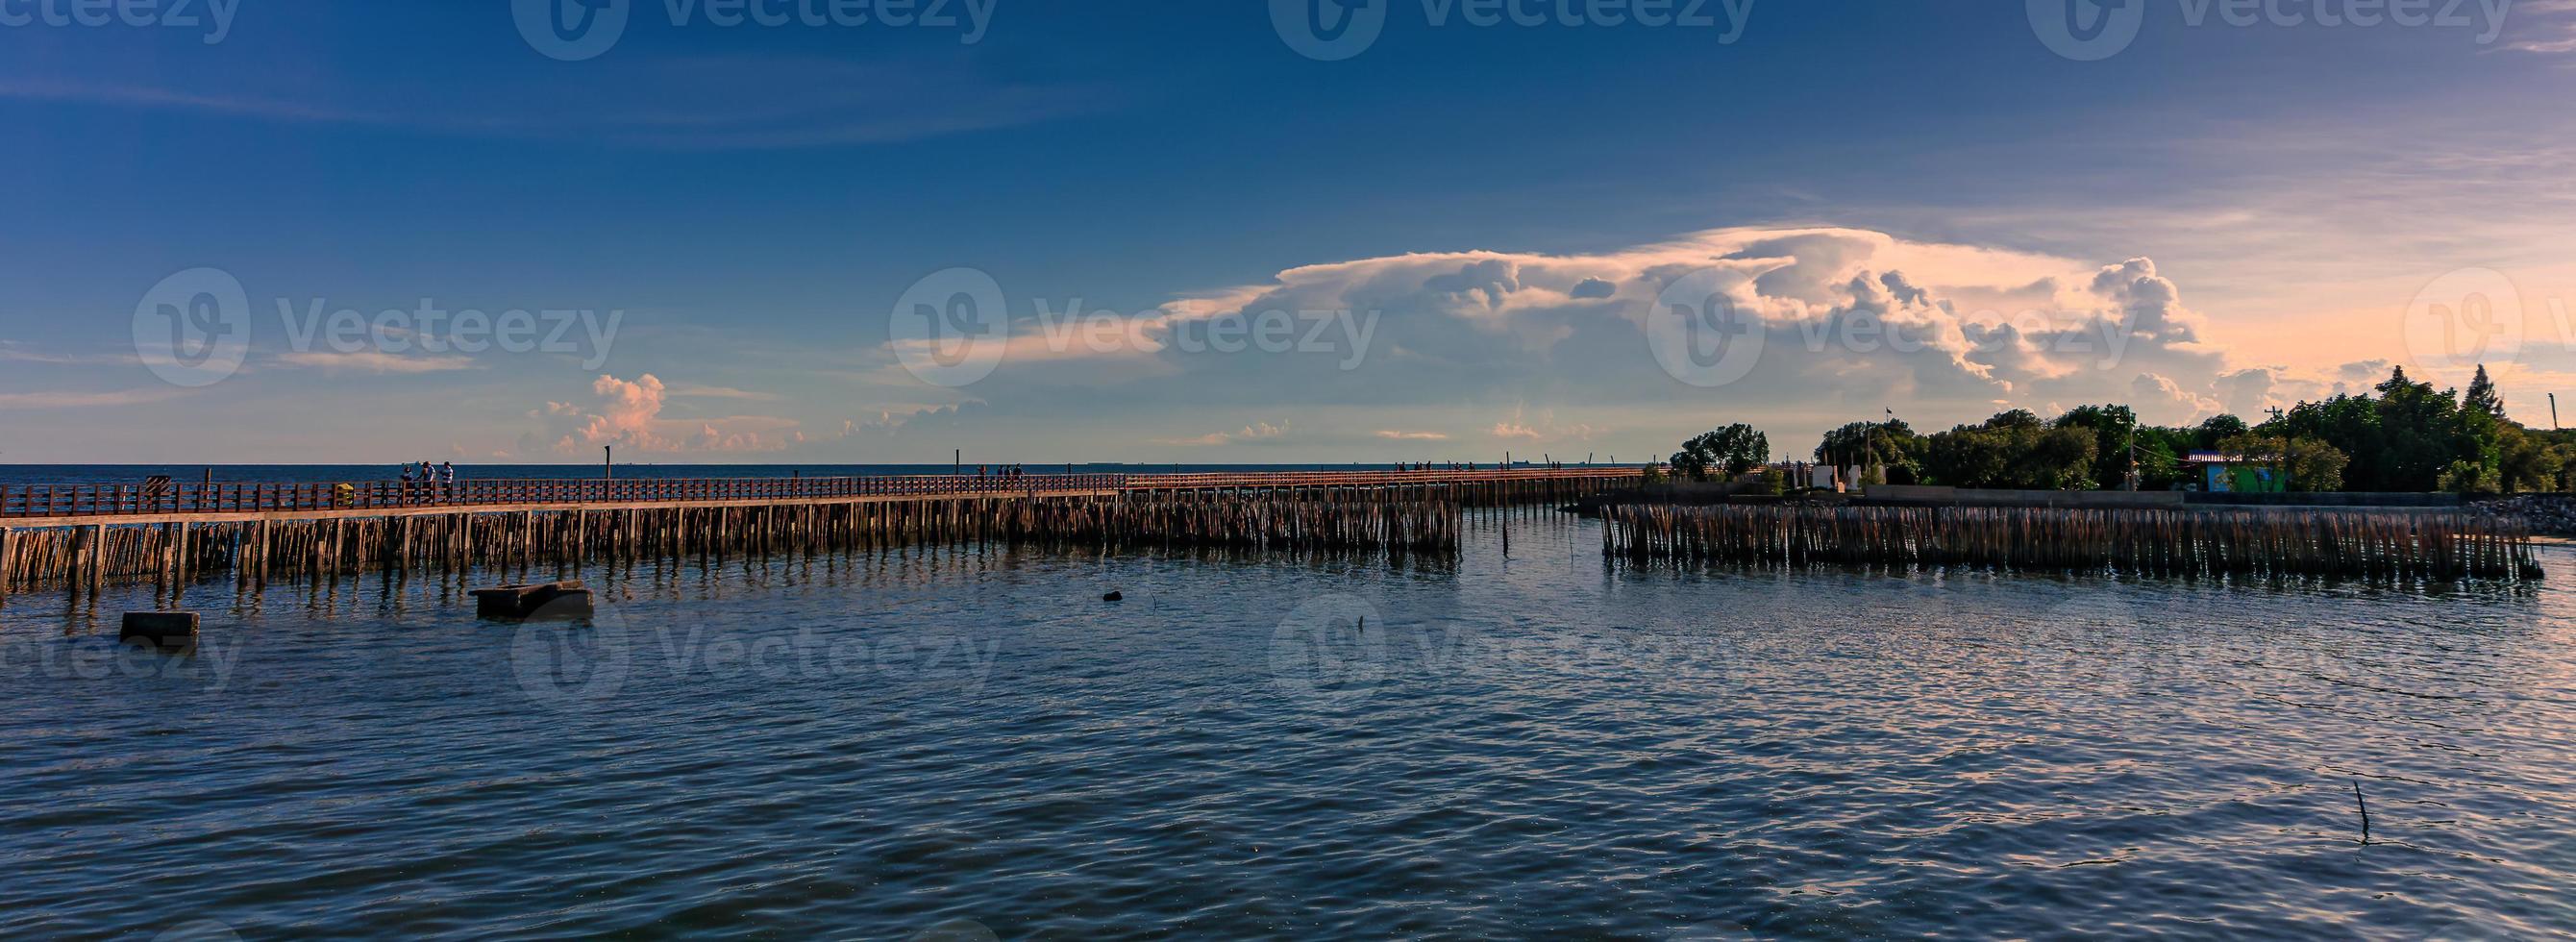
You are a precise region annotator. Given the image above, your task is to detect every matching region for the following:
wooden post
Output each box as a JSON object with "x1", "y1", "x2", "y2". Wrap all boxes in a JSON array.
[
  {"x1": 0, "y1": 526, "x2": 12, "y2": 606},
  {"x1": 88, "y1": 524, "x2": 107, "y2": 594}
]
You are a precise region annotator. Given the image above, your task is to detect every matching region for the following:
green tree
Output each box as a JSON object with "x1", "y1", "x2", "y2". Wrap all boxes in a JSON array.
[
  {"x1": 2054, "y1": 405, "x2": 2139, "y2": 489},
  {"x1": 2495, "y1": 422, "x2": 2576, "y2": 492},
  {"x1": 1921, "y1": 410, "x2": 2097, "y2": 489},
  {"x1": 2218, "y1": 433, "x2": 2349, "y2": 491},
  {"x1": 1814, "y1": 419, "x2": 1928, "y2": 481},
  {"x1": 2465, "y1": 363, "x2": 2505, "y2": 419},
  {"x1": 2439, "y1": 459, "x2": 2501, "y2": 494},
  {"x1": 2272, "y1": 366, "x2": 2496, "y2": 491},
  {"x1": 1675, "y1": 423, "x2": 1770, "y2": 481},
  {"x1": 2192, "y1": 413, "x2": 2249, "y2": 449},
  {"x1": 1924, "y1": 426, "x2": 2011, "y2": 487}
]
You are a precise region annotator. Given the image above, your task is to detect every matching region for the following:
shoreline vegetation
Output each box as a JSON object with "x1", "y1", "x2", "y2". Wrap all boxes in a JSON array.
[
  {"x1": 1602, "y1": 503, "x2": 2543, "y2": 583},
  {"x1": 1659, "y1": 364, "x2": 2568, "y2": 498}
]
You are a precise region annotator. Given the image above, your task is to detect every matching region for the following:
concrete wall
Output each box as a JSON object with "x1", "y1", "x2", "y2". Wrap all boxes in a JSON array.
[
  {"x1": 1863, "y1": 485, "x2": 2184, "y2": 508},
  {"x1": 1865, "y1": 485, "x2": 2462, "y2": 508},
  {"x1": 2184, "y1": 491, "x2": 2462, "y2": 508}
]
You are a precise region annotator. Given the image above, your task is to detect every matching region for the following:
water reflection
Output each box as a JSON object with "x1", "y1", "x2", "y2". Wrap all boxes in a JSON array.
[{"x1": 0, "y1": 514, "x2": 2568, "y2": 938}]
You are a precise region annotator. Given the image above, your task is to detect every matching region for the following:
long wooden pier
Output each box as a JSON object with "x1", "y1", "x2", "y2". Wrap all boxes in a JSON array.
[{"x1": 0, "y1": 467, "x2": 1640, "y2": 599}]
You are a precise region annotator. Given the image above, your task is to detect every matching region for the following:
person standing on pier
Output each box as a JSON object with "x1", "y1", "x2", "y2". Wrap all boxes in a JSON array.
[{"x1": 439, "y1": 460, "x2": 457, "y2": 500}]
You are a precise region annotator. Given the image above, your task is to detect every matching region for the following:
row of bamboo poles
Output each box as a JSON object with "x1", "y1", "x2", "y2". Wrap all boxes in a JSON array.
[
  {"x1": 993, "y1": 497, "x2": 1456, "y2": 552},
  {"x1": 0, "y1": 489, "x2": 1518, "y2": 600},
  {"x1": 1602, "y1": 505, "x2": 2545, "y2": 581}
]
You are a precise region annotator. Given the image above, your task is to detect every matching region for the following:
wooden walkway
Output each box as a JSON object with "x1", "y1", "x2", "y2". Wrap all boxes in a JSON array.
[
  {"x1": 0, "y1": 468, "x2": 1639, "y2": 526},
  {"x1": 0, "y1": 468, "x2": 1643, "y2": 597}
]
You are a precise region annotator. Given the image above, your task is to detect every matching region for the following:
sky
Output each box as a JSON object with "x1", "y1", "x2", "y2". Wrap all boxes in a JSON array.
[{"x1": 5, "y1": 0, "x2": 2576, "y2": 464}]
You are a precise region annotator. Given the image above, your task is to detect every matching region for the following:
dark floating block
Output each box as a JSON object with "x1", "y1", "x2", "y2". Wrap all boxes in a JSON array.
[
  {"x1": 121, "y1": 611, "x2": 200, "y2": 646},
  {"x1": 472, "y1": 581, "x2": 594, "y2": 621},
  {"x1": 1102, "y1": 590, "x2": 1124, "y2": 602}
]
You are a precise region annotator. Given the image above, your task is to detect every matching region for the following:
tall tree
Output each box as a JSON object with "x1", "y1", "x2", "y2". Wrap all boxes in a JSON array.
[
  {"x1": 1814, "y1": 419, "x2": 1927, "y2": 479},
  {"x1": 2055, "y1": 405, "x2": 2139, "y2": 488},
  {"x1": 1675, "y1": 424, "x2": 1770, "y2": 481},
  {"x1": 1921, "y1": 410, "x2": 2096, "y2": 489},
  {"x1": 2465, "y1": 363, "x2": 2506, "y2": 419}
]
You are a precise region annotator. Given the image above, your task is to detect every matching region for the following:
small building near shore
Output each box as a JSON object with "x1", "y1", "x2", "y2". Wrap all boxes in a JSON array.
[{"x1": 2182, "y1": 451, "x2": 2283, "y2": 493}]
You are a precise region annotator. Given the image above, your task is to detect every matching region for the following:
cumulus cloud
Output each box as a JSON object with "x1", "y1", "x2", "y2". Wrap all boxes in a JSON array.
[
  {"x1": 1490, "y1": 406, "x2": 1598, "y2": 442},
  {"x1": 840, "y1": 225, "x2": 2351, "y2": 455},
  {"x1": 1215, "y1": 229, "x2": 2302, "y2": 424},
  {"x1": 1375, "y1": 430, "x2": 1449, "y2": 440},
  {"x1": 1153, "y1": 421, "x2": 1289, "y2": 447},
  {"x1": 527, "y1": 373, "x2": 795, "y2": 455}
]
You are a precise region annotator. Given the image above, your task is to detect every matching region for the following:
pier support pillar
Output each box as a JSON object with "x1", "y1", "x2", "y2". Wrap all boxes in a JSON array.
[
  {"x1": 0, "y1": 526, "x2": 12, "y2": 606},
  {"x1": 87, "y1": 524, "x2": 107, "y2": 595}
]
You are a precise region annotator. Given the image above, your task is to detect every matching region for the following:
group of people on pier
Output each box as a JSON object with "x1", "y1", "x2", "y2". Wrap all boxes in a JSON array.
[{"x1": 400, "y1": 460, "x2": 458, "y2": 503}]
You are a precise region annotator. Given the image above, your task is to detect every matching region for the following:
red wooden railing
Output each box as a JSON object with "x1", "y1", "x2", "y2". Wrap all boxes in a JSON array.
[{"x1": 0, "y1": 467, "x2": 1643, "y2": 520}]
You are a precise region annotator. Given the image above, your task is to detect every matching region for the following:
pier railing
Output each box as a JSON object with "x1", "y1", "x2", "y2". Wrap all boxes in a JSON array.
[{"x1": 0, "y1": 467, "x2": 1643, "y2": 520}]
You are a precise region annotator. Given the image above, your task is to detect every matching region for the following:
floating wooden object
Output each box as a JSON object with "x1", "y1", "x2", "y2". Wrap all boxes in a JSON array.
[
  {"x1": 120, "y1": 611, "x2": 199, "y2": 646},
  {"x1": 472, "y1": 581, "x2": 594, "y2": 620}
]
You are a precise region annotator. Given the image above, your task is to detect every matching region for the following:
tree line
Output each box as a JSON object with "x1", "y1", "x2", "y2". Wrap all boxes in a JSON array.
[{"x1": 1671, "y1": 365, "x2": 2576, "y2": 494}]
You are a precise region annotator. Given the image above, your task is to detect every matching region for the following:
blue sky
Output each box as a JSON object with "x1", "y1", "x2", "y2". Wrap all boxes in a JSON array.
[{"x1": 5, "y1": 0, "x2": 2576, "y2": 463}]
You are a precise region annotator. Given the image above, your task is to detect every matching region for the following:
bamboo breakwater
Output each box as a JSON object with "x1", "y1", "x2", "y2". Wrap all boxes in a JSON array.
[
  {"x1": 0, "y1": 468, "x2": 1633, "y2": 599},
  {"x1": 1603, "y1": 504, "x2": 2545, "y2": 582}
]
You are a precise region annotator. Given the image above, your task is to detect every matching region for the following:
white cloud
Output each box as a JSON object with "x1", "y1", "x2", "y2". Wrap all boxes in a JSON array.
[
  {"x1": 0, "y1": 387, "x2": 185, "y2": 409},
  {"x1": 830, "y1": 225, "x2": 2351, "y2": 458},
  {"x1": 273, "y1": 351, "x2": 477, "y2": 374},
  {"x1": 528, "y1": 373, "x2": 795, "y2": 455},
  {"x1": 1152, "y1": 421, "x2": 1289, "y2": 447}
]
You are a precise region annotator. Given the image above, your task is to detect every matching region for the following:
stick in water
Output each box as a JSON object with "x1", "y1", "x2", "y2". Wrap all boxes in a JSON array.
[{"x1": 2352, "y1": 780, "x2": 2370, "y2": 845}]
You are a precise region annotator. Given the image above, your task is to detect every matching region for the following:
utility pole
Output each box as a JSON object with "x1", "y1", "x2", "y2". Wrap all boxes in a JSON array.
[
  {"x1": 2552, "y1": 392, "x2": 2561, "y2": 431},
  {"x1": 2126, "y1": 416, "x2": 2139, "y2": 492}
]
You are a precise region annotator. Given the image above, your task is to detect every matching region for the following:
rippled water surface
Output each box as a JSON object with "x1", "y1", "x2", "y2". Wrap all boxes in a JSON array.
[{"x1": 4, "y1": 513, "x2": 2573, "y2": 938}]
